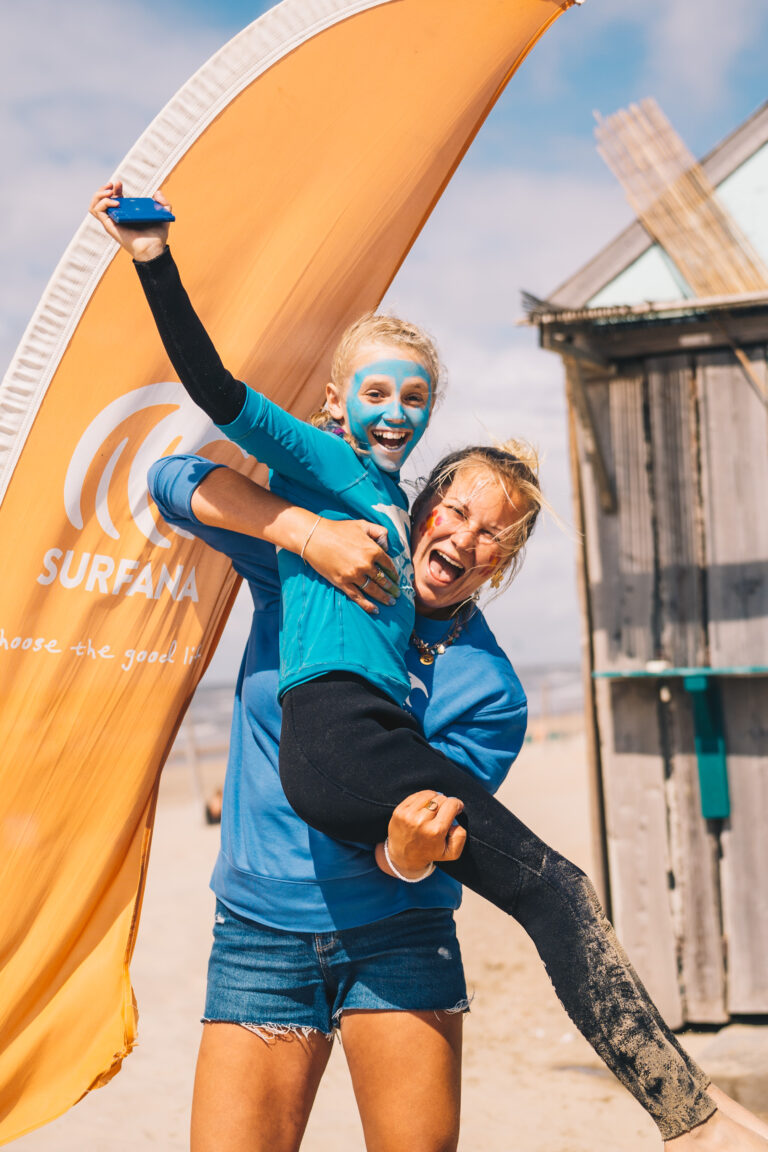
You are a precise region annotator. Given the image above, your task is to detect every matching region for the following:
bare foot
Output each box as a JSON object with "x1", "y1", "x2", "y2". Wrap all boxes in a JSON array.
[
  {"x1": 665, "y1": 1109, "x2": 768, "y2": 1149},
  {"x1": 707, "y1": 1085, "x2": 768, "y2": 1141}
]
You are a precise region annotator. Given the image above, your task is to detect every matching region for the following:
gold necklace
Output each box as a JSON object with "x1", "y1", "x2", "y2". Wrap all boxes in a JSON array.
[{"x1": 410, "y1": 611, "x2": 468, "y2": 666}]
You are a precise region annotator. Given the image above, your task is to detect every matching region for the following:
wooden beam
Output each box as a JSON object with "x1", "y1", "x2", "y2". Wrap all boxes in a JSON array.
[
  {"x1": 565, "y1": 398, "x2": 610, "y2": 910},
  {"x1": 583, "y1": 312, "x2": 768, "y2": 361},
  {"x1": 564, "y1": 358, "x2": 617, "y2": 514},
  {"x1": 709, "y1": 314, "x2": 768, "y2": 403}
]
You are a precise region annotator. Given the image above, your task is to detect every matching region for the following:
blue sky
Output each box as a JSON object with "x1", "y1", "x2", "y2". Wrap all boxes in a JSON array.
[{"x1": 2, "y1": 0, "x2": 767, "y2": 682}]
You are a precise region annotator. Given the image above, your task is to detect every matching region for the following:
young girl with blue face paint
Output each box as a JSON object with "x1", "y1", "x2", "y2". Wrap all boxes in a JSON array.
[
  {"x1": 311, "y1": 311, "x2": 437, "y2": 476},
  {"x1": 90, "y1": 182, "x2": 768, "y2": 1151},
  {"x1": 326, "y1": 349, "x2": 432, "y2": 472}
]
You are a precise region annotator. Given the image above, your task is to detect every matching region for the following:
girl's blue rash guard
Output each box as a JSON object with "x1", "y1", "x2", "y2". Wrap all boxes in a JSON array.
[
  {"x1": 148, "y1": 454, "x2": 528, "y2": 932},
  {"x1": 218, "y1": 387, "x2": 417, "y2": 706}
]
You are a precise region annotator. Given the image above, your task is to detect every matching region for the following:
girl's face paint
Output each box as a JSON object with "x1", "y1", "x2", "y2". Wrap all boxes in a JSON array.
[{"x1": 344, "y1": 353, "x2": 432, "y2": 473}]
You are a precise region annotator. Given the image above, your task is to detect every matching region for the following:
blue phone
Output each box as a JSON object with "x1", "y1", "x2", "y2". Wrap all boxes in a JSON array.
[{"x1": 106, "y1": 197, "x2": 175, "y2": 226}]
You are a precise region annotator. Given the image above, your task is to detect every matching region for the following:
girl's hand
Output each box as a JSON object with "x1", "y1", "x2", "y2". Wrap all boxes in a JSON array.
[
  {"x1": 89, "y1": 180, "x2": 170, "y2": 263},
  {"x1": 303, "y1": 518, "x2": 399, "y2": 614},
  {"x1": 375, "y1": 790, "x2": 467, "y2": 879}
]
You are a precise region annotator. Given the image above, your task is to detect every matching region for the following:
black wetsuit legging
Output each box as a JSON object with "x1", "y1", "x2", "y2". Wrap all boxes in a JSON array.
[{"x1": 135, "y1": 248, "x2": 715, "y2": 1141}]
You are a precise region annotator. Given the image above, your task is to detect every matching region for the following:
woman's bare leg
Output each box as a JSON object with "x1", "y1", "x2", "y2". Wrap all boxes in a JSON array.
[
  {"x1": 341, "y1": 1009, "x2": 463, "y2": 1152},
  {"x1": 190, "y1": 1022, "x2": 333, "y2": 1152}
]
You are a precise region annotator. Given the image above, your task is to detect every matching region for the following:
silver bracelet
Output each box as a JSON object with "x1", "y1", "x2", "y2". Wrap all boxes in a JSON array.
[
  {"x1": 383, "y1": 836, "x2": 436, "y2": 883},
  {"x1": 299, "y1": 515, "x2": 322, "y2": 562}
]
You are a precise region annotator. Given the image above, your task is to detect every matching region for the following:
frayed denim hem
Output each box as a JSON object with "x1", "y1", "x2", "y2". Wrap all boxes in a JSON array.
[
  {"x1": 202, "y1": 1018, "x2": 336, "y2": 1044},
  {"x1": 330, "y1": 994, "x2": 472, "y2": 1027}
]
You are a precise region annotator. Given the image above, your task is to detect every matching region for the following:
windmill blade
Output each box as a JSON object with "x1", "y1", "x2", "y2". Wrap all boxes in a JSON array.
[{"x1": 595, "y1": 97, "x2": 768, "y2": 297}]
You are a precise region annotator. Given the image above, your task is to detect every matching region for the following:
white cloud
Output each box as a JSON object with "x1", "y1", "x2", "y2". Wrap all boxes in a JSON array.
[
  {"x1": 640, "y1": 0, "x2": 768, "y2": 114},
  {"x1": 0, "y1": 0, "x2": 221, "y2": 369},
  {"x1": 384, "y1": 164, "x2": 632, "y2": 337},
  {"x1": 579, "y1": 0, "x2": 768, "y2": 117}
]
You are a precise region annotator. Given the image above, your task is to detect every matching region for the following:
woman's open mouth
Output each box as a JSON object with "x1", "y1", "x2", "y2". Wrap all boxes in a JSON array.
[{"x1": 428, "y1": 548, "x2": 465, "y2": 584}]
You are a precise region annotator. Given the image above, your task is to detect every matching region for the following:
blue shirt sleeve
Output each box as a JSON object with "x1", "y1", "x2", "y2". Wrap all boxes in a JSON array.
[
  {"x1": 427, "y1": 695, "x2": 527, "y2": 794},
  {"x1": 410, "y1": 615, "x2": 528, "y2": 795},
  {"x1": 217, "y1": 389, "x2": 364, "y2": 498},
  {"x1": 147, "y1": 454, "x2": 280, "y2": 592}
]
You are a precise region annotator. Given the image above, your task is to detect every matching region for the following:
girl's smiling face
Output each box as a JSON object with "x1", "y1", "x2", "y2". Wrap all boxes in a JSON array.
[
  {"x1": 326, "y1": 340, "x2": 432, "y2": 473},
  {"x1": 410, "y1": 466, "x2": 530, "y2": 617}
]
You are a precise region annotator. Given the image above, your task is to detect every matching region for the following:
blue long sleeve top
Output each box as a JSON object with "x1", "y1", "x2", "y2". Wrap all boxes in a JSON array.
[
  {"x1": 134, "y1": 247, "x2": 439, "y2": 706},
  {"x1": 219, "y1": 389, "x2": 417, "y2": 705},
  {"x1": 149, "y1": 454, "x2": 528, "y2": 932}
]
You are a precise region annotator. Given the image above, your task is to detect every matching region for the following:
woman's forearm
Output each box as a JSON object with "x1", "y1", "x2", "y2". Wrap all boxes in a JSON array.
[
  {"x1": 190, "y1": 465, "x2": 398, "y2": 613},
  {"x1": 190, "y1": 466, "x2": 318, "y2": 554},
  {"x1": 134, "y1": 247, "x2": 246, "y2": 425}
]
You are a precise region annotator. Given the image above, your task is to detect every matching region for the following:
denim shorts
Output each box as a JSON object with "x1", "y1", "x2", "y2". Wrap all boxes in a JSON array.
[{"x1": 204, "y1": 901, "x2": 468, "y2": 1037}]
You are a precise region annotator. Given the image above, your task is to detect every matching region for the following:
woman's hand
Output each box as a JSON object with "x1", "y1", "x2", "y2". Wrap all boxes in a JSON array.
[
  {"x1": 303, "y1": 518, "x2": 400, "y2": 614},
  {"x1": 89, "y1": 179, "x2": 170, "y2": 263},
  {"x1": 375, "y1": 790, "x2": 467, "y2": 880}
]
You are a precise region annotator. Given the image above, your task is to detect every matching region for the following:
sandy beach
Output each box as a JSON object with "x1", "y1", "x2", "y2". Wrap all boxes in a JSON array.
[{"x1": 12, "y1": 717, "x2": 742, "y2": 1151}]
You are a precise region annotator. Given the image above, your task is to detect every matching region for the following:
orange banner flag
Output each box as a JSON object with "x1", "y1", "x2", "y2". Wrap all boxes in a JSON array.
[{"x1": 0, "y1": 0, "x2": 575, "y2": 1140}]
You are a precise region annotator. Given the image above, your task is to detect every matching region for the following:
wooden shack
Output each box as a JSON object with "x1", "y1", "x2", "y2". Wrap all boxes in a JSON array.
[{"x1": 531, "y1": 102, "x2": 768, "y2": 1028}]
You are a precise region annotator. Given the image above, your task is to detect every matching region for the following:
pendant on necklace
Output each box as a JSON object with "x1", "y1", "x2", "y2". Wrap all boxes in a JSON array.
[{"x1": 419, "y1": 651, "x2": 435, "y2": 666}]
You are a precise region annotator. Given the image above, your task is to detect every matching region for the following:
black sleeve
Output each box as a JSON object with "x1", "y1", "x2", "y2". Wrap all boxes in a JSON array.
[{"x1": 133, "y1": 246, "x2": 247, "y2": 425}]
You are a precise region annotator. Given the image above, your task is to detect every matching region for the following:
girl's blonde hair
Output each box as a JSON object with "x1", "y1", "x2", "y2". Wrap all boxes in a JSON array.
[
  {"x1": 311, "y1": 312, "x2": 444, "y2": 435},
  {"x1": 411, "y1": 441, "x2": 545, "y2": 589}
]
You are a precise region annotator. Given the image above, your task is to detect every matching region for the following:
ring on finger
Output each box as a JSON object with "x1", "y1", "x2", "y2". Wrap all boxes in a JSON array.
[
  {"x1": 423, "y1": 797, "x2": 439, "y2": 812},
  {"x1": 361, "y1": 576, "x2": 371, "y2": 590}
]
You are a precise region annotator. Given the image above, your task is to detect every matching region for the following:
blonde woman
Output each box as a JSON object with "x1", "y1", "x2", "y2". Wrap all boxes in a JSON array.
[{"x1": 149, "y1": 444, "x2": 535, "y2": 1152}]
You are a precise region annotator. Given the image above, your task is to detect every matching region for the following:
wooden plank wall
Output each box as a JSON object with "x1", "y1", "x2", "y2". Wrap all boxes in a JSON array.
[
  {"x1": 596, "y1": 677, "x2": 683, "y2": 1027},
  {"x1": 664, "y1": 683, "x2": 727, "y2": 1023},
  {"x1": 698, "y1": 348, "x2": 768, "y2": 1014},
  {"x1": 646, "y1": 358, "x2": 707, "y2": 669},
  {"x1": 574, "y1": 345, "x2": 768, "y2": 1022},
  {"x1": 647, "y1": 357, "x2": 726, "y2": 1023},
  {"x1": 574, "y1": 365, "x2": 682, "y2": 1025}
]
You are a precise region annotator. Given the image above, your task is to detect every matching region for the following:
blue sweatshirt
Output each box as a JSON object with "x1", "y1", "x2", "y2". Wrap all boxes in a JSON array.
[{"x1": 149, "y1": 454, "x2": 528, "y2": 932}]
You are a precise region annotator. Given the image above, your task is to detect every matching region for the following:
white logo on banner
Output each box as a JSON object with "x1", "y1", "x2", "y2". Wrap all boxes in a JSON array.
[{"x1": 64, "y1": 382, "x2": 243, "y2": 548}]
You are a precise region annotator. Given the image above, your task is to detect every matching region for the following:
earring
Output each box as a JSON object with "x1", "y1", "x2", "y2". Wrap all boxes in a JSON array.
[{"x1": 489, "y1": 566, "x2": 504, "y2": 590}]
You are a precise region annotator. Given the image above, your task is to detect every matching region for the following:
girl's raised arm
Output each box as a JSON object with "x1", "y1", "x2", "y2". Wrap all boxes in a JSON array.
[
  {"x1": 90, "y1": 183, "x2": 361, "y2": 496},
  {"x1": 89, "y1": 182, "x2": 246, "y2": 426}
]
